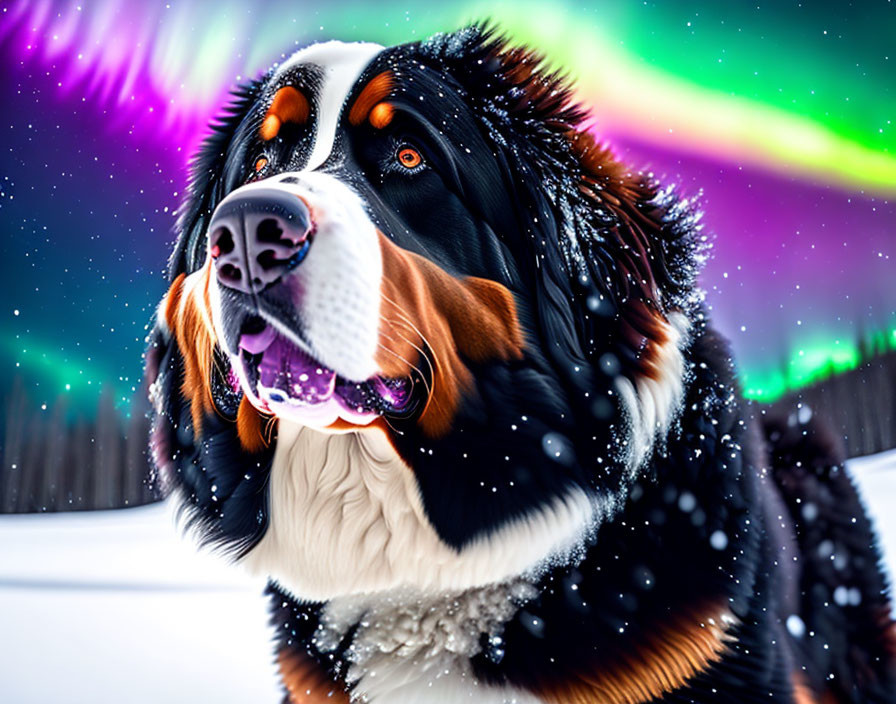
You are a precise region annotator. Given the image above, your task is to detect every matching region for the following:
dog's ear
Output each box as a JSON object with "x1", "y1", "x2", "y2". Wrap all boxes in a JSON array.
[
  {"x1": 145, "y1": 271, "x2": 275, "y2": 557},
  {"x1": 423, "y1": 25, "x2": 705, "y2": 315},
  {"x1": 425, "y1": 25, "x2": 705, "y2": 339},
  {"x1": 565, "y1": 130, "x2": 705, "y2": 313},
  {"x1": 426, "y1": 26, "x2": 706, "y2": 471},
  {"x1": 168, "y1": 79, "x2": 264, "y2": 280},
  {"x1": 146, "y1": 78, "x2": 275, "y2": 555},
  {"x1": 147, "y1": 316, "x2": 276, "y2": 556}
]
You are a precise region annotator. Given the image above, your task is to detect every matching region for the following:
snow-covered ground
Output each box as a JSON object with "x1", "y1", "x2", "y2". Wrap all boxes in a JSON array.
[
  {"x1": 1, "y1": 450, "x2": 895, "y2": 703},
  {"x1": 0, "y1": 502, "x2": 282, "y2": 704}
]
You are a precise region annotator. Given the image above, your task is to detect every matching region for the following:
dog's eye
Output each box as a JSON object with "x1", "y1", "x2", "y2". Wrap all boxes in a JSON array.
[
  {"x1": 396, "y1": 146, "x2": 423, "y2": 170},
  {"x1": 254, "y1": 156, "x2": 269, "y2": 173}
]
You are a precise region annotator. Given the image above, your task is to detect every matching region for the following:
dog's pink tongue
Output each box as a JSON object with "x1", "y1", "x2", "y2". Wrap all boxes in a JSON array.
[
  {"x1": 255, "y1": 334, "x2": 336, "y2": 404},
  {"x1": 239, "y1": 325, "x2": 277, "y2": 354}
]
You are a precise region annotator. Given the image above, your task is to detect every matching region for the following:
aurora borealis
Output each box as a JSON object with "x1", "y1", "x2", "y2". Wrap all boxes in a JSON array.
[{"x1": 1, "y1": 0, "x2": 894, "y2": 416}]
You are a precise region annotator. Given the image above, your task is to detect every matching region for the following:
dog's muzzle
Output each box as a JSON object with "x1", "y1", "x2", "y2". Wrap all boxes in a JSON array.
[{"x1": 203, "y1": 173, "x2": 414, "y2": 428}]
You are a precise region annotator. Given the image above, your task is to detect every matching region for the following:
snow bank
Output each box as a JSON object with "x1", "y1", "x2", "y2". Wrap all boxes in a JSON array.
[
  {"x1": 0, "y1": 503, "x2": 281, "y2": 704},
  {"x1": 1, "y1": 451, "x2": 894, "y2": 703}
]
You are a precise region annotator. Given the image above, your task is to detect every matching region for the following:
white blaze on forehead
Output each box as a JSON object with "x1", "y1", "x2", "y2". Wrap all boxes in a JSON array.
[{"x1": 274, "y1": 40, "x2": 384, "y2": 171}]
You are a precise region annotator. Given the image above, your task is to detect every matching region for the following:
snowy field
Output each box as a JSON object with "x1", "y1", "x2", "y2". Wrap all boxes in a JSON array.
[{"x1": 1, "y1": 450, "x2": 894, "y2": 703}]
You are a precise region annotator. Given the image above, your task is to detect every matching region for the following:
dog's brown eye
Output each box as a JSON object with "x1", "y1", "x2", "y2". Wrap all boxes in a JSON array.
[
  {"x1": 396, "y1": 146, "x2": 422, "y2": 169},
  {"x1": 254, "y1": 156, "x2": 268, "y2": 173}
]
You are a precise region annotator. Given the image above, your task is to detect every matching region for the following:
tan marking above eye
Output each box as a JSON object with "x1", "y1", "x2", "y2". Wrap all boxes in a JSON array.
[
  {"x1": 254, "y1": 156, "x2": 269, "y2": 173},
  {"x1": 397, "y1": 146, "x2": 422, "y2": 169},
  {"x1": 348, "y1": 71, "x2": 394, "y2": 126},
  {"x1": 368, "y1": 102, "x2": 394, "y2": 129},
  {"x1": 260, "y1": 86, "x2": 310, "y2": 141}
]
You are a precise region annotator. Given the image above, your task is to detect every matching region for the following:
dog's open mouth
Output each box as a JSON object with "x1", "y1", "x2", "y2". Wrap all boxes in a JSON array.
[{"x1": 231, "y1": 323, "x2": 415, "y2": 427}]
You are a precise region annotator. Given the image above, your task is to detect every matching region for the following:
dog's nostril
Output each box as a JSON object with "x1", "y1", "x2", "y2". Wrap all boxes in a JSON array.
[
  {"x1": 219, "y1": 263, "x2": 242, "y2": 284},
  {"x1": 256, "y1": 218, "x2": 284, "y2": 244},
  {"x1": 257, "y1": 249, "x2": 280, "y2": 271},
  {"x1": 211, "y1": 226, "x2": 235, "y2": 257},
  {"x1": 208, "y1": 187, "x2": 312, "y2": 294}
]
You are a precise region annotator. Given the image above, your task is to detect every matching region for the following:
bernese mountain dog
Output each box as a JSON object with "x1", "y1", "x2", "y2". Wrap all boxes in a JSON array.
[{"x1": 146, "y1": 26, "x2": 896, "y2": 703}]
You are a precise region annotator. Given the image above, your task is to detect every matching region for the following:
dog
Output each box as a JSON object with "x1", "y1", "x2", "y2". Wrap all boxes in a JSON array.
[{"x1": 146, "y1": 26, "x2": 896, "y2": 703}]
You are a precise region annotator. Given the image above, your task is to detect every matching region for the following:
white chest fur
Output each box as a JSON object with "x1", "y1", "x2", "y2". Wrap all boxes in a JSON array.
[
  {"x1": 313, "y1": 581, "x2": 545, "y2": 703},
  {"x1": 239, "y1": 421, "x2": 597, "y2": 600}
]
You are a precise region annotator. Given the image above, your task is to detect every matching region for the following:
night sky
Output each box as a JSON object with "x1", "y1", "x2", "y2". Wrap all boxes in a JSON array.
[{"x1": 1, "y1": 0, "x2": 894, "y2": 420}]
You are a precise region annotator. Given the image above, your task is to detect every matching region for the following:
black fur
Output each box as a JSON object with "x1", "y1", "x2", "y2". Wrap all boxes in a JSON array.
[
  {"x1": 763, "y1": 409, "x2": 896, "y2": 701},
  {"x1": 148, "y1": 326, "x2": 275, "y2": 557}
]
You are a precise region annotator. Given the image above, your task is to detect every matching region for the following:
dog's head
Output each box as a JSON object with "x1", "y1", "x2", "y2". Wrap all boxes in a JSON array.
[{"x1": 148, "y1": 27, "x2": 704, "y2": 598}]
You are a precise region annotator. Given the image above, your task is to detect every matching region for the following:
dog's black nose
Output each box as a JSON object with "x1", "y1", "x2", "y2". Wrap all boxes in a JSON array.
[{"x1": 208, "y1": 187, "x2": 313, "y2": 294}]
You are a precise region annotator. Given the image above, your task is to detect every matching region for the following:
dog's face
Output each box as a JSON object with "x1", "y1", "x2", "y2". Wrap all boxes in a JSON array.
[
  {"x1": 149, "y1": 28, "x2": 702, "y2": 598},
  {"x1": 206, "y1": 40, "x2": 529, "y2": 435}
]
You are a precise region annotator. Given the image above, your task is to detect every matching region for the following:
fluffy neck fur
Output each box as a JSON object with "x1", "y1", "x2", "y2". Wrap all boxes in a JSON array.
[{"x1": 240, "y1": 422, "x2": 600, "y2": 601}]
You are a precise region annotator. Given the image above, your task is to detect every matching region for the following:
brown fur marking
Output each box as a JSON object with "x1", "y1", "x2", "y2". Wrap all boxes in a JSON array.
[
  {"x1": 368, "y1": 101, "x2": 395, "y2": 129},
  {"x1": 348, "y1": 71, "x2": 393, "y2": 126},
  {"x1": 260, "y1": 86, "x2": 310, "y2": 141},
  {"x1": 791, "y1": 672, "x2": 819, "y2": 704},
  {"x1": 880, "y1": 610, "x2": 896, "y2": 658},
  {"x1": 618, "y1": 300, "x2": 673, "y2": 382},
  {"x1": 278, "y1": 649, "x2": 350, "y2": 703},
  {"x1": 163, "y1": 269, "x2": 217, "y2": 435},
  {"x1": 538, "y1": 605, "x2": 735, "y2": 704},
  {"x1": 376, "y1": 232, "x2": 524, "y2": 437},
  {"x1": 236, "y1": 396, "x2": 272, "y2": 453},
  {"x1": 165, "y1": 269, "x2": 275, "y2": 451}
]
